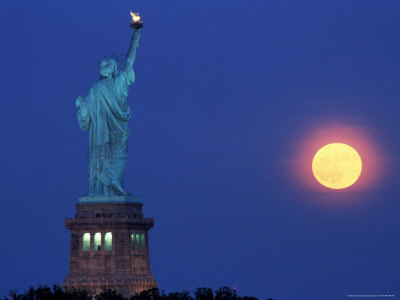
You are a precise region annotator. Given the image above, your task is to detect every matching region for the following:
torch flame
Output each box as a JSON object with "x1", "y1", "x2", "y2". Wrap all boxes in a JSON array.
[{"x1": 130, "y1": 11, "x2": 141, "y2": 23}]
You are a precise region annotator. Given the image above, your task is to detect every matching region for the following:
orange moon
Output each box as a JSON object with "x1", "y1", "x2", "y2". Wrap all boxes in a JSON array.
[{"x1": 312, "y1": 143, "x2": 362, "y2": 189}]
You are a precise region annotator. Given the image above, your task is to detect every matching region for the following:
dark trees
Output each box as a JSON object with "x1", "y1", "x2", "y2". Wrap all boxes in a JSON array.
[{"x1": 1, "y1": 286, "x2": 275, "y2": 300}]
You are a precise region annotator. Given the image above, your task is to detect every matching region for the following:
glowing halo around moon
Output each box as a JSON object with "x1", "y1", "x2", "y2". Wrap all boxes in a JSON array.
[
  {"x1": 289, "y1": 123, "x2": 385, "y2": 200},
  {"x1": 312, "y1": 143, "x2": 362, "y2": 189}
]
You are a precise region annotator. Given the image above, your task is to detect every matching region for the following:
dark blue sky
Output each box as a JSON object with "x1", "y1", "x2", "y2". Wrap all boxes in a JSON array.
[{"x1": 1, "y1": 1, "x2": 400, "y2": 299}]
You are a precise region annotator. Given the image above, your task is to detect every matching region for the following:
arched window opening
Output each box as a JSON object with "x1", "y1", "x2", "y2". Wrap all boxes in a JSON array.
[
  {"x1": 131, "y1": 233, "x2": 144, "y2": 250},
  {"x1": 83, "y1": 233, "x2": 90, "y2": 251},
  {"x1": 140, "y1": 233, "x2": 145, "y2": 250},
  {"x1": 94, "y1": 232, "x2": 101, "y2": 251},
  {"x1": 105, "y1": 232, "x2": 112, "y2": 251}
]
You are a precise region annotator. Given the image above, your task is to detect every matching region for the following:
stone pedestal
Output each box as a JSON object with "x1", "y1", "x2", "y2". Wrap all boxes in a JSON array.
[{"x1": 63, "y1": 196, "x2": 157, "y2": 297}]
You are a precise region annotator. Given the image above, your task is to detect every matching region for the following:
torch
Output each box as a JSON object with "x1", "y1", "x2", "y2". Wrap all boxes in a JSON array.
[{"x1": 130, "y1": 12, "x2": 143, "y2": 30}]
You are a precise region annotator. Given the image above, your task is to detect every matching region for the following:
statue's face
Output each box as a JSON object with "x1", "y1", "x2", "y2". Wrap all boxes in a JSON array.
[{"x1": 100, "y1": 59, "x2": 118, "y2": 78}]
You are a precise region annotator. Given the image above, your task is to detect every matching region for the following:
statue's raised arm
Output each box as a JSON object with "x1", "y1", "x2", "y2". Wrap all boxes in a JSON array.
[{"x1": 126, "y1": 29, "x2": 141, "y2": 67}]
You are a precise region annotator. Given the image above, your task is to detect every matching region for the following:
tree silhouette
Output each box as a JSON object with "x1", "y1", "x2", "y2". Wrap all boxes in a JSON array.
[
  {"x1": 1, "y1": 285, "x2": 275, "y2": 300},
  {"x1": 194, "y1": 288, "x2": 213, "y2": 300}
]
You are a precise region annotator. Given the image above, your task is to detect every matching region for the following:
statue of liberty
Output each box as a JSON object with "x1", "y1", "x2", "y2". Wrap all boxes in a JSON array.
[{"x1": 75, "y1": 26, "x2": 142, "y2": 197}]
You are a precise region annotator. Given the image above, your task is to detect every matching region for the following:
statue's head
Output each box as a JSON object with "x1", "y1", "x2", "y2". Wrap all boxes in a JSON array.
[{"x1": 100, "y1": 58, "x2": 118, "y2": 78}]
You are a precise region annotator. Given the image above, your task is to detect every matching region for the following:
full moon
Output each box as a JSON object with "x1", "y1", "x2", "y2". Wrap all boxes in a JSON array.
[{"x1": 312, "y1": 143, "x2": 362, "y2": 189}]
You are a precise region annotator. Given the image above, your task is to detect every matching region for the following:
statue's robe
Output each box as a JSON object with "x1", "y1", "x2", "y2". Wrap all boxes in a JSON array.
[{"x1": 77, "y1": 64, "x2": 135, "y2": 196}]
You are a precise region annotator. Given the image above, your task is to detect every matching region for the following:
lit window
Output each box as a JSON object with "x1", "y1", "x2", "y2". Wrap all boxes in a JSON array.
[
  {"x1": 131, "y1": 233, "x2": 142, "y2": 250},
  {"x1": 94, "y1": 232, "x2": 101, "y2": 251},
  {"x1": 83, "y1": 233, "x2": 90, "y2": 251},
  {"x1": 104, "y1": 232, "x2": 112, "y2": 251},
  {"x1": 131, "y1": 234, "x2": 136, "y2": 249},
  {"x1": 141, "y1": 234, "x2": 145, "y2": 250},
  {"x1": 136, "y1": 233, "x2": 140, "y2": 249}
]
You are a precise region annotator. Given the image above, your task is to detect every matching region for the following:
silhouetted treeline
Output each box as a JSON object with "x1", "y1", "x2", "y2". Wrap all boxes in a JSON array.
[{"x1": 0, "y1": 285, "x2": 275, "y2": 300}]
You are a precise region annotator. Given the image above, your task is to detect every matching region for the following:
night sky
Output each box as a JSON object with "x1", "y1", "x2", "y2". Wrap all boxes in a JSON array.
[{"x1": 1, "y1": 1, "x2": 400, "y2": 299}]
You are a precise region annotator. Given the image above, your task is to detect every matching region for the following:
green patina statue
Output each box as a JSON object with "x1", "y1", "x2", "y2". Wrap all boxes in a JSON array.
[{"x1": 76, "y1": 28, "x2": 141, "y2": 197}]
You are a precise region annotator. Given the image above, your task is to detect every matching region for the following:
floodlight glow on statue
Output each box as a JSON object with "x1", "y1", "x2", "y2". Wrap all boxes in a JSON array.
[{"x1": 76, "y1": 13, "x2": 143, "y2": 197}]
